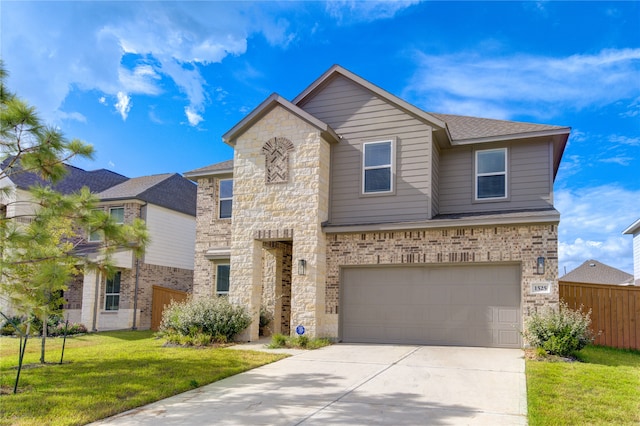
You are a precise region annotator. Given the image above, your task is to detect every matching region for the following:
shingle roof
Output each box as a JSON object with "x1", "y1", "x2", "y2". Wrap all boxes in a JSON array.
[
  {"x1": 2, "y1": 157, "x2": 196, "y2": 216},
  {"x1": 430, "y1": 113, "x2": 569, "y2": 142},
  {"x1": 96, "y1": 173, "x2": 197, "y2": 216},
  {"x1": 184, "y1": 159, "x2": 234, "y2": 178},
  {"x1": 559, "y1": 259, "x2": 634, "y2": 285},
  {"x1": 1, "y1": 158, "x2": 128, "y2": 194}
]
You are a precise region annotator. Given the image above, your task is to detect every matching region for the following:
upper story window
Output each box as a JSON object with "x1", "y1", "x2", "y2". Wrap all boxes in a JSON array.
[
  {"x1": 89, "y1": 207, "x2": 125, "y2": 242},
  {"x1": 109, "y1": 207, "x2": 125, "y2": 224},
  {"x1": 363, "y1": 140, "x2": 394, "y2": 194},
  {"x1": 219, "y1": 179, "x2": 233, "y2": 219},
  {"x1": 475, "y1": 148, "x2": 508, "y2": 200}
]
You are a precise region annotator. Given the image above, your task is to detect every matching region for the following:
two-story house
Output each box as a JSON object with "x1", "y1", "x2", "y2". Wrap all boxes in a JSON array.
[
  {"x1": 186, "y1": 65, "x2": 570, "y2": 348},
  {"x1": 1, "y1": 159, "x2": 196, "y2": 330}
]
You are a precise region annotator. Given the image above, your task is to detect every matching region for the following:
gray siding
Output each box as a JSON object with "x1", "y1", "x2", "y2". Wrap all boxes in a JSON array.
[
  {"x1": 299, "y1": 75, "x2": 434, "y2": 225},
  {"x1": 431, "y1": 140, "x2": 440, "y2": 217},
  {"x1": 439, "y1": 141, "x2": 553, "y2": 214}
]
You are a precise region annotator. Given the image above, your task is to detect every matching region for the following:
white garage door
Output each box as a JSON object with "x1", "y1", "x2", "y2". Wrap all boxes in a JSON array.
[{"x1": 341, "y1": 264, "x2": 521, "y2": 348}]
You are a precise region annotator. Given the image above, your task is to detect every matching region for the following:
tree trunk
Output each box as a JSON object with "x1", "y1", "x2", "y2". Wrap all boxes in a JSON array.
[{"x1": 40, "y1": 313, "x2": 47, "y2": 364}]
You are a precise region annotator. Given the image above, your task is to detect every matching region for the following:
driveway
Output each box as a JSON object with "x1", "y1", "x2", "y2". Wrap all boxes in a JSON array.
[{"x1": 93, "y1": 344, "x2": 527, "y2": 425}]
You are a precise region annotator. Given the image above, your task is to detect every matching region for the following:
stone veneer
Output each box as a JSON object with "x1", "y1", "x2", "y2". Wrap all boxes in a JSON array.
[
  {"x1": 229, "y1": 105, "x2": 331, "y2": 341},
  {"x1": 322, "y1": 223, "x2": 559, "y2": 337}
]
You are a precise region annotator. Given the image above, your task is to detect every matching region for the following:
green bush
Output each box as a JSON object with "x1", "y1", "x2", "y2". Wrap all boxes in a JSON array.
[
  {"x1": 158, "y1": 297, "x2": 251, "y2": 345},
  {"x1": 523, "y1": 301, "x2": 594, "y2": 357},
  {"x1": 267, "y1": 333, "x2": 332, "y2": 350}
]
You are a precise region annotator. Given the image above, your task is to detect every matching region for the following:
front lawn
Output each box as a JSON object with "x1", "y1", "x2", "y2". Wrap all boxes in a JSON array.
[
  {"x1": 526, "y1": 345, "x2": 640, "y2": 425},
  {"x1": 0, "y1": 330, "x2": 287, "y2": 426}
]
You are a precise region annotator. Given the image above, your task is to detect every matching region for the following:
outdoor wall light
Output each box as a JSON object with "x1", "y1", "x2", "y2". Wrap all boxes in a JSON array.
[
  {"x1": 298, "y1": 259, "x2": 307, "y2": 275},
  {"x1": 536, "y1": 256, "x2": 545, "y2": 275}
]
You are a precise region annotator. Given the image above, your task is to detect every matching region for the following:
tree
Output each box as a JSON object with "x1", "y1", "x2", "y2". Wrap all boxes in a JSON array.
[{"x1": 1, "y1": 61, "x2": 148, "y2": 368}]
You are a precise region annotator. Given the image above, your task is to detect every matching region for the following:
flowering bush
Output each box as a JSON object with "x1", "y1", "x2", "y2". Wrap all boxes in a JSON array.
[
  {"x1": 158, "y1": 297, "x2": 251, "y2": 345},
  {"x1": 48, "y1": 322, "x2": 88, "y2": 336},
  {"x1": 523, "y1": 301, "x2": 594, "y2": 357}
]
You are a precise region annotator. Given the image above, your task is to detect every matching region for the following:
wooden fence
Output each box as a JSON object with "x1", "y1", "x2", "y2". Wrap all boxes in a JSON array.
[
  {"x1": 559, "y1": 281, "x2": 640, "y2": 350},
  {"x1": 151, "y1": 285, "x2": 189, "y2": 331}
]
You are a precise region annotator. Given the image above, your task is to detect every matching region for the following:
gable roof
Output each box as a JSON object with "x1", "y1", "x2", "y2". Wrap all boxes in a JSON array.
[
  {"x1": 559, "y1": 259, "x2": 634, "y2": 285},
  {"x1": 1, "y1": 157, "x2": 128, "y2": 194},
  {"x1": 291, "y1": 65, "x2": 570, "y2": 177},
  {"x1": 184, "y1": 159, "x2": 234, "y2": 179},
  {"x1": 222, "y1": 94, "x2": 339, "y2": 146},
  {"x1": 294, "y1": 65, "x2": 449, "y2": 132},
  {"x1": 623, "y1": 218, "x2": 640, "y2": 235},
  {"x1": 2, "y1": 157, "x2": 196, "y2": 216},
  {"x1": 96, "y1": 173, "x2": 197, "y2": 216}
]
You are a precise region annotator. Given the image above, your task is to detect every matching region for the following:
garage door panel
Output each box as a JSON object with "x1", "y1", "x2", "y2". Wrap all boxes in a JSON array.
[{"x1": 341, "y1": 264, "x2": 522, "y2": 348}]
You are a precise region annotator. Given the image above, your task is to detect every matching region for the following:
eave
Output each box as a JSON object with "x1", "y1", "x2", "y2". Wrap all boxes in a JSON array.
[{"x1": 222, "y1": 93, "x2": 339, "y2": 146}]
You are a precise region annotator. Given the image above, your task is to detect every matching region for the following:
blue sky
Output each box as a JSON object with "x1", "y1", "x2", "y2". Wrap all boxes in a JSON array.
[{"x1": 2, "y1": 1, "x2": 639, "y2": 275}]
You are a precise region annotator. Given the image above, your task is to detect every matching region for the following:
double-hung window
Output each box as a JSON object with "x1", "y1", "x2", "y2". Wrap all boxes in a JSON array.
[
  {"x1": 363, "y1": 140, "x2": 393, "y2": 194},
  {"x1": 105, "y1": 271, "x2": 121, "y2": 311},
  {"x1": 219, "y1": 179, "x2": 233, "y2": 219},
  {"x1": 216, "y1": 264, "x2": 230, "y2": 296},
  {"x1": 475, "y1": 148, "x2": 507, "y2": 200}
]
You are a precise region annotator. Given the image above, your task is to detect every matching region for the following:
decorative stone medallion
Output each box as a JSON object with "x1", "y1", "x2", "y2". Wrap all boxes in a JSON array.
[{"x1": 261, "y1": 137, "x2": 294, "y2": 184}]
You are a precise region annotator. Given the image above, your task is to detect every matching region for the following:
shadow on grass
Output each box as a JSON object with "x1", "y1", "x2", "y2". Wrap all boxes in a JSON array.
[{"x1": 574, "y1": 345, "x2": 640, "y2": 367}]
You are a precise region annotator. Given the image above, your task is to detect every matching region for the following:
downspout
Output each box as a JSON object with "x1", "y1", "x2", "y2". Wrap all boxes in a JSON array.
[
  {"x1": 131, "y1": 202, "x2": 147, "y2": 330},
  {"x1": 132, "y1": 257, "x2": 139, "y2": 330}
]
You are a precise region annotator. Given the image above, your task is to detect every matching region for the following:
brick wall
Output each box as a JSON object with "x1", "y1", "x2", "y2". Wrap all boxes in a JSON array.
[
  {"x1": 325, "y1": 223, "x2": 559, "y2": 320},
  {"x1": 192, "y1": 176, "x2": 232, "y2": 299}
]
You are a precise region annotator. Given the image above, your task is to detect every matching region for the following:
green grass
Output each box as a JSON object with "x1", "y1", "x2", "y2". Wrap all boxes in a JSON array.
[
  {"x1": 0, "y1": 330, "x2": 287, "y2": 426},
  {"x1": 526, "y1": 345, "x2": 640, "y2": 425}
]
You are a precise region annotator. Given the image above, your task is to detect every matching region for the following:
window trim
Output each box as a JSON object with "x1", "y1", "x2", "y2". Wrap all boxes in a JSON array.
[
  {"x1": 474, "y1": 147, "x2": 508, "y2": 201},
  {"x1": 218, "y1": 179, "x2": 233, "y2": 219},
  {"x1": 104, "y1": 271, "x2": 121, "y2": 311},
  {"x1": 215, "y1": 263, "x2": 230, "y2": 296},
  {"x1": 361, "y1": 139, "x2": 395, "y2": 196}
]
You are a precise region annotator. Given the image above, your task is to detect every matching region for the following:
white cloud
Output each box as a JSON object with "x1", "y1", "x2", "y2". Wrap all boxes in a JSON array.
[
  {"x1": 56, "y1": 111, "x2": 87, "y2": 123},
  {"x1": 609, "y1": 134, "x2": 640, "y2": 146},
  {"x1": 406, "y1": 49, "x2": 640, "y2": 119},
  {"x1": 185, "y1": 107, "x2": 203, "y2": 127},
  {"x1": 115, "y1": 92, "x2": 132, "y2": 120},
  {"x1": 325, "y1": 0, "x2": 419, "y2": 23},
  {"x1": 0, "y1": 2, "x2": 298, "y2": 125},
  {"x1": 555, "y1": 185, "x2": 639, "y2": 275}
]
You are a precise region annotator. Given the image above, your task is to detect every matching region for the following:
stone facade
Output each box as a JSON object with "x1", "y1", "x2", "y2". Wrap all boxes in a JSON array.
[{"x1": 229, "y1": 105, "x2": 331, "y2": 341}]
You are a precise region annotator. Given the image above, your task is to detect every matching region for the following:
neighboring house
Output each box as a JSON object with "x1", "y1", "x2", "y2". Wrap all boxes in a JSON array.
[
  {"x1": 623, "y1": 218, "x2": 640, "y2": 285},
  {"x1": 559, "y1": 259, "x2": 634, "y2": 286},
  {"x1": 186, "y1": 65, "x2": 571, "y2": 348},
  {"x1": 0, "y1": 159, "x2": 197, "y2": 330}
]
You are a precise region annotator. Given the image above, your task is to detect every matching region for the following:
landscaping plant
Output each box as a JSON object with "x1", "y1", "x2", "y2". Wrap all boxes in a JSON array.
[
  {"x1": 158, "y1": 297, "x2": 251, "y2": 345},
  {"x1": 523, "y1": 301, "x2": 594, "y2": 357}
]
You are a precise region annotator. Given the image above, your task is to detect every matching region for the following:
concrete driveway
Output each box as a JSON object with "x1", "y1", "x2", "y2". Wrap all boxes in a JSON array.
[{"x1": 93, "y1": 344, "x2": 527, "y2": 425}]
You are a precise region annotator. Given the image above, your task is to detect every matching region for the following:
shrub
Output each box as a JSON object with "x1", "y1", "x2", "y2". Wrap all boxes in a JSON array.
[
  {"x1": 267, "y1": 333, "x2": 332, "y2": 350},
  {"x1": 158, "y1": 297, "x2": 251, "y2": 345},
  {"x1": 48, "y1": 322, "x2": 88, "y2": 336},
  {"x1": 523, "y1": 301, "x2": 594, "y2": 357}
]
